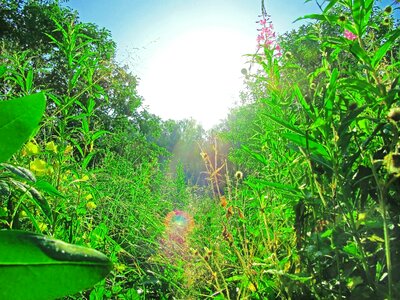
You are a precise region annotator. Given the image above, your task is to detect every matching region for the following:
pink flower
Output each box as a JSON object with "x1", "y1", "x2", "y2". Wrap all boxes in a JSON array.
[
  {"x1": 344, "y1": 29, "x2": 357, "y2": 41},
  {"x1": 265, "y1": 39, "x2": 274, "y2": 46},
  {"x1": 256, "y1": 14, "x2": 282, "y2": 58},
  {"x1": 275, "y1": 44, "x2": 282, "y2": 56}
]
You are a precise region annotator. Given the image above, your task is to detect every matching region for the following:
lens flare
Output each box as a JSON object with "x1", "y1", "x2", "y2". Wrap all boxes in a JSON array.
[
  {"x1": 161, "y1": 210, "x2": 194, "y2": 258},
  {"x1": 164, "y1": 210, "x2": 194, "y2": 234}
]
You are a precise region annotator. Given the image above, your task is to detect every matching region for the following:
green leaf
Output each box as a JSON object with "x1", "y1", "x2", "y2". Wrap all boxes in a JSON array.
[
  {"x1": 263, "y1": 113, "x2": 304, "y2": 135},
  {"x1": 0, "y1": 230, "x2": 112, "y2": 300},
  {"x1": 352, "y1": 0, "x2": 363, "y2": 35},
  {"x1": 295, "y1": 14, "x2": 338, "y2": 24},
  {"x1": 1, "y1": 163, "x2": 36, "y2": 182},
  {"x1": 0, "y1": 65, "x2": 6, "y2": 78},
  {"x1": 321, "y1": 229, "x2": 333, "y2": 238},
  {"x1": 35, "y1": 180, "x2": 65, "y2": 198},
  {"x1": 338, "y1": 78, "x2": 379, "y2": 95},
  {"x1": 283, "y1": 132, "x2": 330, "y2": 159},
  {"x1": 337, "y1": 105, "x2": 367, "y2": 137},
  {"x1": 9, "y1": 179, "x2": 53, "y2": 222},
  {"x1": 342, "y1": 242, "x2": 362, "y2": 259},
  {"x1": 91, "y1": 130, "x2": 110, "y2": 142},
  {"x1": 242, "y1": 145, "x2": 268, "y2": 166},
  {"x1": 246, "y1": 178, "x2": 299, "y2": 194},
  {"x1": 226, "y1": 275, "x2": 245, "y2": 282},
  {"x1": 71, "y1": 67, "x2": 83, "y2": 87},
  {"x1": 323, "y1": 0, "x2": 340, "y2": 14},
  {"x1": 26, "y1": 69, "x2": 34, "y2": 93},
  {"x1": 82, "y1": 152, "x2": 96, "y2": 169},
  {"x1": 0, "y1": 93, "x2": 46, "y2": 163},
  {"x1": 349, "y1": 42, "x2": 371, "y2": 65},
  {"x1": 294, "y1": 86, "x2": 315, "y2": 120},
  {"x1": 371, "y1": 29, "x2": 400, "y2": 69},
  {"x1": 87, "y1": 97, "x2": 96, "y2": 114},
  {"x1": 362, "y1": 0, "x2": 374, "y2": 32},
  {"x1": 324, "y1": 68, "x2": 339, "y2": 121}
]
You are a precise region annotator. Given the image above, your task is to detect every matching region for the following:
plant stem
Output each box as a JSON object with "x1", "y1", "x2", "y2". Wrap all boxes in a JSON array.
[
  {"x1": 371, "y1": 157, "x2": 393, "y2": 300},
  {"x1": 381, "y1": 205, "x2": 393, "y2": 300}
]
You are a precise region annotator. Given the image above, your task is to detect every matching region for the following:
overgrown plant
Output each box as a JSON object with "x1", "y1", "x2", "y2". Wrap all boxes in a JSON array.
[
  {"x1": 0, "y1": 93, "x2": 112, "y2": 300},
  {"x1": 232, "y1": 0, "x2": 400, "y2": 299}
]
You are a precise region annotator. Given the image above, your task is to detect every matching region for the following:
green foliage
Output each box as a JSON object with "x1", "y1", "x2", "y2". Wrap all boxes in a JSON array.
[
  {"x1": 0, "y1": 93, "x2": 45, "y2": 163},
  {"x1": 0, "y1": 90, "x2": 112, "y2": 298},
  {"x1": 0, "y1": 230, "x2": 112, "y2": 300},
  {"x1": 1, "y1": 0, "x2": 399, "y2": 299},
  {"x1": 216, "y1": 1, "x2": 400, "y2": 299}
]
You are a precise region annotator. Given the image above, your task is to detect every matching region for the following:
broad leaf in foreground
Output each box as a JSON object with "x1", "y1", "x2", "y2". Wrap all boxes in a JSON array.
[{"x1": 0, "y1": 230, "x2": 112, "y2": 300}]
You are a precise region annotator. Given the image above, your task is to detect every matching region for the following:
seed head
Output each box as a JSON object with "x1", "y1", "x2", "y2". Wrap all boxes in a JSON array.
[
  {"x1": 384, "y1": 152, "x2": 400, "y2": 174},
  {"x1": 384, "y1": 5, "x2": 393, "y2": 15},
  {"x1": 284, "y1": 51, "x2": 293, "y2": 60},
  {"x1": 388, "y1": 107, "x2": 400, "y2": 122},
  {"x1": 383, "y1": 17, "x2": 390, "y2": 26},
  {"x1": 200, "y1": 152, "x2": 208, "y2": 159},
  {"x1": 235, "y1": 171, "x2": 243, "y2": 181},
  {"x1": 220, "y1": 195, "x2": 227, "y2": 207},
  {"x1": 226, "y1": 206, "x2": 234, "y2": 218}
]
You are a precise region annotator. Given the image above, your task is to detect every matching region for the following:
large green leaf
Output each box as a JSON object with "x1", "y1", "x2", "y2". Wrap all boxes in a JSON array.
[
  {"x1": 293, "y1": 86, "x2": 316, "y2": 120},
  {"x1": 295, "y1": 13, "x2": 338, "y2": 24},
  {"x1": 241, "y1": 145, "x2": 268, "y2": 166},
  {"x1": 263, "y1": 113, "x2": 304, "y2": 135},
  {"x1": 324, "y1": 68, "x2": 339, "y2": 121},
  {"x1": 0, "y1": 93, "x2": 46, "y2": 163},
  {"x1": 283, "y1": 132, "x2": 330, "y2": 159},
  {"x1": 0, "y1": 230, "x2": 112, "y2": 300},
  {"x1": 371, "y1": 29, "x2": 400, "y2": 69}
]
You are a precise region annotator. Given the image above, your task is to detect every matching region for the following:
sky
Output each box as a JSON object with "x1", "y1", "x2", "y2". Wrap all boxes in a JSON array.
[{"x1": 63, "y1": 0, "x2": 396, "y2": 129}]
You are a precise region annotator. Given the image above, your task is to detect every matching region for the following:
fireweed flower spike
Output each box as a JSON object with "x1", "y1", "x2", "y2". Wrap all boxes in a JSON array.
[
  {"x1": 256, "y1": 14, "x2": 281, "y2": 57},
  {"x1": 344, "y1": 29, "x2": 357, "y2": 41}
]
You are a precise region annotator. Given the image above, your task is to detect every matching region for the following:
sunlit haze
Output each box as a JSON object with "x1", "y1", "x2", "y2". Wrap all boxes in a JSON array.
[
  {"x1": 63, "y1": 0, "x2": 328, "y2": 129},
  {"x1": 139, "y1": 27, "x2": 252, "y2": 129}
]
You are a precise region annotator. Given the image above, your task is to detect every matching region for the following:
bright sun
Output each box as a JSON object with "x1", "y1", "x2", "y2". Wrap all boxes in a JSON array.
[{"x1": 138, "y1": 27, "x2": 253, "y2": 129}]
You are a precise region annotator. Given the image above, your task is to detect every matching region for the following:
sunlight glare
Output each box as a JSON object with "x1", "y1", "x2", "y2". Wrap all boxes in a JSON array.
[{"x1": 138, "y1": 27, "x2": 252, "y2": 129}]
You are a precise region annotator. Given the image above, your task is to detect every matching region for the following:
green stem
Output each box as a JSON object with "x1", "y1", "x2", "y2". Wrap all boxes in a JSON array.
[
  {"x1": 371, "y1": 157, "x2": 393, "y2": 300},
  {"x1": 381, "y1": 204, "x2": 392, "y2": 300}
]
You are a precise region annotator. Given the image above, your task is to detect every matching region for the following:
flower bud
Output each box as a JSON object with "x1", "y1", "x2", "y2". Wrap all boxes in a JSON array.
[{"x1": 384, "y1": 5, "x2": 393, "y2": 15}]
